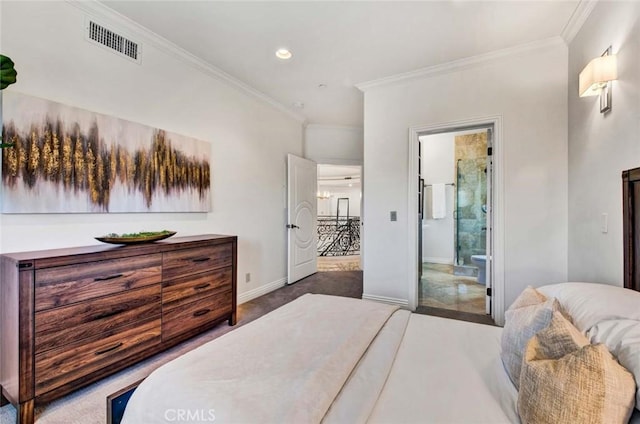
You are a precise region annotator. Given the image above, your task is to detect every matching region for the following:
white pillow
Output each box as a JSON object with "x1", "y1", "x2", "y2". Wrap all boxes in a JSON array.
[
  {"x1": 588, "y1": 319, "x2": 640, "y2": 411},
  {"x1": 537, "y1": 282, "x2": 640, "y2": 332}
]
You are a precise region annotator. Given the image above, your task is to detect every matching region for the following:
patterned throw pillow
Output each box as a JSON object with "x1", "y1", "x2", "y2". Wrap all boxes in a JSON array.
[
  {"x1": 501, "y1": 286, "x2": 564, "y2": 388},
  {"x1": 518, "y1": 312, "x2": 636, "y2": 424}
]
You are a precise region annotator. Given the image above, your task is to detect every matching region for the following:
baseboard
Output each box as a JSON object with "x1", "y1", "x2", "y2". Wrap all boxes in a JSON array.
[
  {"x1": 422, "y1": 256, "x2": 453, "y2": 265},
  {"x1": 238, "y1": 277, "x2": 287, "y2": 304},
  {"x1": 362, "y1": 294, "x2": 409, "y2": 308}
]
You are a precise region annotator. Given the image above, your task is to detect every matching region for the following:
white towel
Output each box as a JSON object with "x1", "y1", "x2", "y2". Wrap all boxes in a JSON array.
[{"x1": 431, "y1": 183, "x2": 446, "y2": 219}]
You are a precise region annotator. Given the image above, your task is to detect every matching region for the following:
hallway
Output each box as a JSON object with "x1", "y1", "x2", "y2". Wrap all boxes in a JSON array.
[{"x1": 317, "y1": 255, "x2": 361, "y2": 271}]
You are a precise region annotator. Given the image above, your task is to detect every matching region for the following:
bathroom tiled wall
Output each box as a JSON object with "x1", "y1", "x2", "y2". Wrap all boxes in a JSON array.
[{"x1": 455, "y1": 132, "x2": 487, "y2": 266}]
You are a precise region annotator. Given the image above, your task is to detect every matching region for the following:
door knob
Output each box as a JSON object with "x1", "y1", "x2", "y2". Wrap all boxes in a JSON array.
[{"x1": 286, "y1": 224, "x2": 299, "y2": 229}]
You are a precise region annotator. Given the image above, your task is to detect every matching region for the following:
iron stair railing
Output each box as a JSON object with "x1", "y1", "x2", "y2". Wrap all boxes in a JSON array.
[{"x1": 317, "y1": 216, "x2": 360, "y2": 256}]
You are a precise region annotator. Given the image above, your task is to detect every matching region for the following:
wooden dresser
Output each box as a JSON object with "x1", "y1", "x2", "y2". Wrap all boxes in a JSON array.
[{"x1": 0, "y1": 234, "x2": 237, "y2": 424}]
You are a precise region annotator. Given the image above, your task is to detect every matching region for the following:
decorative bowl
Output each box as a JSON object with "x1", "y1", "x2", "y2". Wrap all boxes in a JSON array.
[{"x1": 95, "y1": 231, "x2": 177, "y2": 245}]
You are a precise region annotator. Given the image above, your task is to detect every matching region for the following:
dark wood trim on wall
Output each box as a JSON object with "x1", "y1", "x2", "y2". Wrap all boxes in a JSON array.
[{"x1": 622, "y1": 167, "x2": 640, "y2": 292}]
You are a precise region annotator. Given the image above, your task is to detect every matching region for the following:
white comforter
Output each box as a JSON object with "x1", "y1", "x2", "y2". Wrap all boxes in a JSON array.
[
  {"x1": 122, "y1": 294, "x2": 399, "y2": 424},
  {"x1": 368, "y1": 314, "x2": 519, "y2": 424},
  {"x1": 123, "y1": 294, "x2": 520, "y2": 423}
]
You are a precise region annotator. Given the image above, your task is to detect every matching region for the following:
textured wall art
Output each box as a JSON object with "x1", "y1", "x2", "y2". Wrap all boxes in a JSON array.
[{"x1": 1, "y1": 92, "x2": 211, "y2": 213}]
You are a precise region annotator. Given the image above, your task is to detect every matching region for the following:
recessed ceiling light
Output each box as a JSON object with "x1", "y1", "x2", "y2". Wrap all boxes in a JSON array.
[
  {"x1": 318, "y1": 83, "x2": 327, "y2": 89},
  {"x1": 275, "y1": 48, "x2": 292, "y2": 60}
]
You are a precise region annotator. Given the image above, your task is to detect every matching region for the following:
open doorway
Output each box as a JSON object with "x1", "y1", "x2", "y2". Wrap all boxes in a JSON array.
[
  {"x1": 316, "y1": 164, "x2": 362, "y2": 271},
  {"x1": 418, "y1": 127, "x2": 492, "y2": 317}
]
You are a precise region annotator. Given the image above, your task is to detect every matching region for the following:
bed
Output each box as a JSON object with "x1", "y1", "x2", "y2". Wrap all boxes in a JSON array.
[
  {"x1": 122, "y1": 169, "x2": 640, "y2": 423},
  {"x1": 122, "y1": 294, "x2": 518, "y2": 423},
  {"x1": 121, "y1": 287, "x2": 639, "y2": 424}
]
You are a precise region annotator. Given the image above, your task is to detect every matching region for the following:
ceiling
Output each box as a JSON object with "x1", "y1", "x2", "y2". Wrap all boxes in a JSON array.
[
  {"x1": 318, "y1": 165, "x2": 361, "y2": 189},
  {"x1": 318, "y1": 164, "x2": 361, "y2": 178},
  {"x1": 103, "y1": 1, "x2": 581, "y2": 127}
]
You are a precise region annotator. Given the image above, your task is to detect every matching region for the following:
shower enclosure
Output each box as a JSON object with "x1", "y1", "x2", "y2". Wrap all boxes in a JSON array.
[{"x1": 453, "y1": 140, "x2": 487, "y2": 277}]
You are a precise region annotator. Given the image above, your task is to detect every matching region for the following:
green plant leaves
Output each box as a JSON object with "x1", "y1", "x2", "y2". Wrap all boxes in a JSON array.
[{"x1": 0, "y1": 54, "x2": 17, "y2": 90}]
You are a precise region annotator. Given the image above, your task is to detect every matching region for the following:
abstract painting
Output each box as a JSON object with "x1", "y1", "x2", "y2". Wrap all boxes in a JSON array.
[{"x1": 1, "y1": 92, "x2": 211, "y2": 213}]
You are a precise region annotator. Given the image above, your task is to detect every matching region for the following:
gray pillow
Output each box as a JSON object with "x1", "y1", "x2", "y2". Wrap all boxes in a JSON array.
[{"x1": 500, "y1": 286, "x2": 564, "y2": 388}]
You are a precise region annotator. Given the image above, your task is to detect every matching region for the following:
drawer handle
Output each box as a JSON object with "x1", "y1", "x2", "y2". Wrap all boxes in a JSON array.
[
  {"x1": 193, "y1": 308, "x2": 211, "y2": 317},
  {"x1": 192, "y1": 257, "x2": 211, "y2": 263},
  {"x1": 93, "y1": 308, "x2": 126, "y2": 321},
  {"x1": 94, "y1": 273, "x2": 123, "y2": 282},
  {"x1": 194, "y1": 283, "x2": 211, "y2": 290},
  {"x1": 94, "y1": 342, "x2": 123, "y2": 356}
]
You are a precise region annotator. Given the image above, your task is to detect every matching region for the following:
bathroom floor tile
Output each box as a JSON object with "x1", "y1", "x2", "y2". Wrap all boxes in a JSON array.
[{"x1": 419, "y1": 262, "x2": 486, "y2": 315}]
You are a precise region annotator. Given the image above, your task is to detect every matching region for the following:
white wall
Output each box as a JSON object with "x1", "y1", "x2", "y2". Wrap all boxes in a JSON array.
[
  {"x1": 362, "y1": 41, "x2": 568, "y2": 311},
  {"x1": 568, "y1": 2, "x2": 640, "y2": 285},
  {"x1": 0, "y1": 2, "x2": 304, "y2": 301},
  {"x1": 304, "y1": 124, "x2": 363, "y2": 165},
  {"x1": 420, "y1": 133, "x2": 455, "y2": 264}
]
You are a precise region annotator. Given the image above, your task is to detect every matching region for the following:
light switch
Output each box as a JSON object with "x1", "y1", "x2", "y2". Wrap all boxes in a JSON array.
[
  {"x1": 601, "y1": 213, "x2": 608, "y2": 233},
  {"x1": 390, "y1": 211, "x2": 397, "y2": 221}
]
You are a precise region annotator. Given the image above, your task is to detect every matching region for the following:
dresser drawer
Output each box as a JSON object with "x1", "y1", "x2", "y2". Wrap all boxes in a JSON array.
[
  {"x1": 163, "y1": 244, "x2": 232, "y2": 280},
  {"x1": 35, "y1": 318, "x2": 161, "y2": 396},
  {"x1": 162, "y1": 267, "x2": 232, "y2": 310},
  {"x1": 162, "y1": 290, "x2": 233, "y2": 341},
  {"x1": 35, "y1": 284, "x2": 161, "y2": 354},
  {"x1": 35, "y1": 253, "x2": 162, "y2": 311}
]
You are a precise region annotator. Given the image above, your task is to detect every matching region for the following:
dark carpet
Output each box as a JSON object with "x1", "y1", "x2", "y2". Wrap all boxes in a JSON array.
[
  {"x1": 240, "y1": 270, "x2": 493, "y2": 327},
  {"x1": 245, "y1": 270, "x2": 492, "y2": 326},
  {"x1": 239, "y1": 270, "x2": 363, "y2": 324}
]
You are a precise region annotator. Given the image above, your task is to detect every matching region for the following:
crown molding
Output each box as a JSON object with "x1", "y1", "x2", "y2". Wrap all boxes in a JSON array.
[
  {"x1": 561, "y1": 0, "x2": 598, "y2": 44},
  {"x1": 66, "y1": 0, "x2": 307, "y2": 123},
  {"x1": 306, "y1": 124, "x2": 363, "y2": 132},
  {"x1": 355, "y1": 36, "x2": 565, "y2": 92}
]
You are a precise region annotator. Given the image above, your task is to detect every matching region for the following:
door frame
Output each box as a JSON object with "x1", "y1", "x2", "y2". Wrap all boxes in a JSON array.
[{"x1": 408, "y1": 115, "x2": 505, "y2": 325}]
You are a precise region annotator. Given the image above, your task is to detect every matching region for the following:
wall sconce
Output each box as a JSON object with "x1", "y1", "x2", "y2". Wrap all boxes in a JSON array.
[
  {"x1": 317, "y1": 191, "x2": 331, "y2": 199},
  {"x1": 579, "y1": 46, "x2": 618, "y2": 113}
]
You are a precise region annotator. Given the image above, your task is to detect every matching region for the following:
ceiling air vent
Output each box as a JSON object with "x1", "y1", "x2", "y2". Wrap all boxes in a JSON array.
[{"x1": 85, "y1": 20, "x2": 141, "y2": 64}]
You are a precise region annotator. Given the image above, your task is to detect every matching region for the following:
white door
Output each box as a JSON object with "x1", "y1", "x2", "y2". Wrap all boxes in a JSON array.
[{"x1": 287, "y1": 154, "x2": 318, "y2": 284}]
